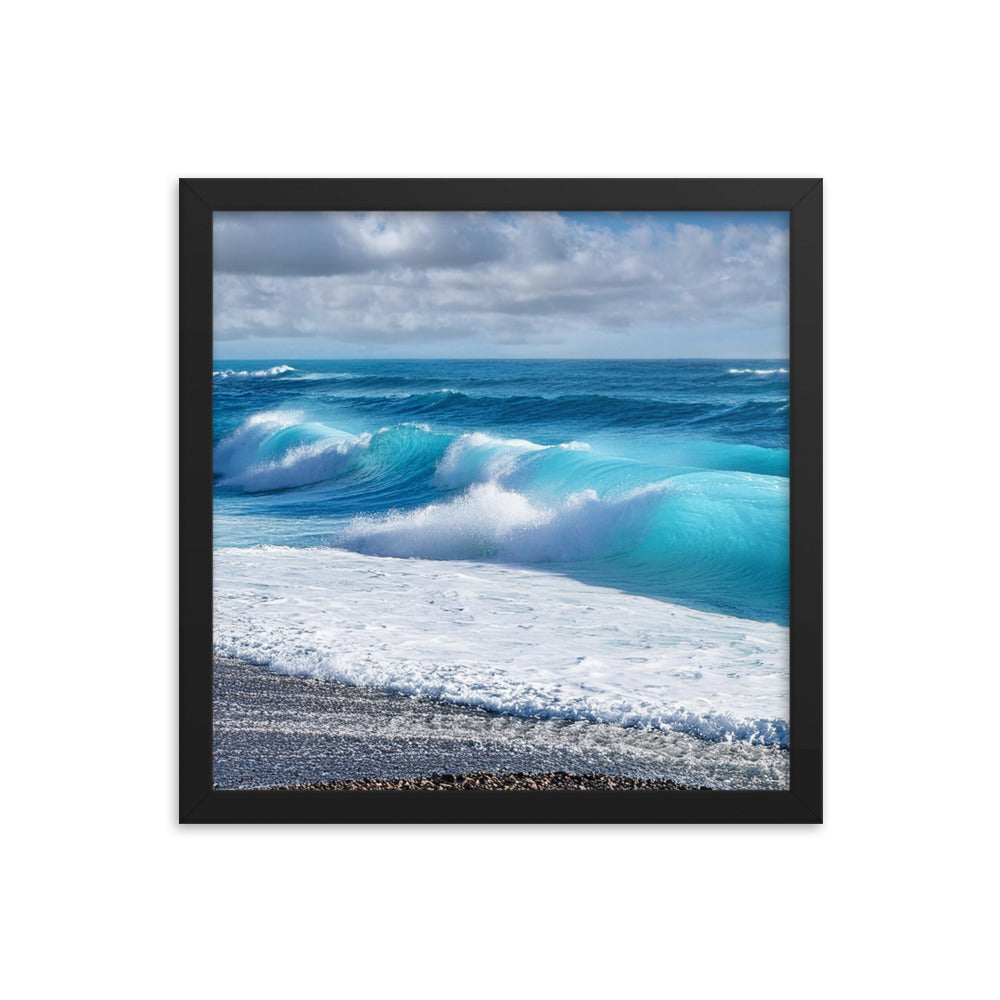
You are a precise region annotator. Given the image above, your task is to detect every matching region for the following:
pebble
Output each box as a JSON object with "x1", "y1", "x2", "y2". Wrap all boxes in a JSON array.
[{"x1": 269, "y1": 771, "x2": 705, "y2": 791}]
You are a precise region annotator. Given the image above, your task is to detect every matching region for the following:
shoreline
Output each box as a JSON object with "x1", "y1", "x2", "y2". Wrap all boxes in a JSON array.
[
  {"x1": 213, "y1": 656, "x2": 789, "y2": 791},
  {"x1": 215, "y1": 546, "x2": 790, "y2": 748}
]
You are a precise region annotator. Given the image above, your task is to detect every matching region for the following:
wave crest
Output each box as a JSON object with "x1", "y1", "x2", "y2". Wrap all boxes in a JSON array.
[
  {"x1": 342, "y1": 480, "x2": 672, "y2": 562},
  {"x1": 213, "y1": 412, "x2": 451, "y2": 493},
  {"x1": 213, "y1": 410, "x2": 789, "y2": 620},
  {"x1": 213, "y1": 364, "x2": 296, "y2": 379},
  {"x1": 213, "y1": 411, "x2": 364, "y2": 491}
]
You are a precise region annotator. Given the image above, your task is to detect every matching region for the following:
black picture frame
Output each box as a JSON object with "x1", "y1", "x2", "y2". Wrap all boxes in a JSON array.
[{"x1": 180, "y1": 178, "x2": 822, "y2": 824}]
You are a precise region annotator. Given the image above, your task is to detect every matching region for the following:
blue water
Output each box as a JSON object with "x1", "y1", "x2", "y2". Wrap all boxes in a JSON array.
[{"x1": 213, "y1": 360, "x2": 789, "y2": 624}]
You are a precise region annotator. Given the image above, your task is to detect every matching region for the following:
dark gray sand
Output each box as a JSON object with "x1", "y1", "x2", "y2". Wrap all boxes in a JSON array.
[
  {"x1": 271, "y1": 773, "x2": 700, "y2": 791},
  {"x1": 213, "y1": 656, "x2": 790, "y2": 790}
]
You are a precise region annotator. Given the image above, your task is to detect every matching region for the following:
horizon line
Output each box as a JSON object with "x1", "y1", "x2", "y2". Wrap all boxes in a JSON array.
[{"x1": 212, "y1": 356, "x2": 791, "y2": 363}]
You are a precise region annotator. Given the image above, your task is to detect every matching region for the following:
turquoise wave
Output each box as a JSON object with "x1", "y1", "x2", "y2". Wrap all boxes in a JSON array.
[{"x1": 213, "y1": 409, "x2": 789, "y2": 623}]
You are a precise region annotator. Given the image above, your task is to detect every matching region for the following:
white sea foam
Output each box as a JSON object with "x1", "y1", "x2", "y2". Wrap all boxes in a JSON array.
[
  {"x1": 231, "y1": 435, "x2": 372, "y2": 491},
  {"x1": 213, "y1": 411, "x2": 302, "y2": 473},
  {"x1": 727, "y1": 368, "x2": 788, "y2": 375},
  {"x1": 434, "y1": 431, "x2": 590, "y2": 490},
  {"x1": 213, "y1": 410, "x2": 368, "y2": 491},
  {"x1": 213, "y1": 364, "x2": 296, "y2": 379},
  {"x1": 342, "y1": 480, "x2": 670, "y2": 562},
  {"x1": 434, "y1": 432, "x2": 544, "y2": 489},
  {"x1": 214, "y1": 546, "x2": 789, "y2": 746}
]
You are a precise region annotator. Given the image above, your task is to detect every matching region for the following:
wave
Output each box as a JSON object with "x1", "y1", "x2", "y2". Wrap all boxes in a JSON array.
[
  {"x1": 216, "y1": 411, "x2": 787, "y2": 495},
  {"x1": 213, "y1": 411, "x2": 449, "y2": 493},
  {"x1": 214, "y1": 412, "x2": 789, "y2": 619},
  {"x1": 434, "y1": 432, "x2": 591, "y2": 491},
  {"x1": 728, "y1": 368, "x2": 788, "y2": 375},
  {"x1": 342, "y1": 480, "x2": 670, "y2": 562},
  {"x1": 213, "y1": 364, "x2": 296, "y2": 379},
  {"x1": 214, "y1": 415, "x2": 602, "y2": 495},
  {"x1": 339, "y1": 388, "x2": 790, "y2": 439},
  {"x1": 274, "y1": 371, "x2": 546, "y2": 391},
  {"x1": 340, "y1": 474, "x2": 787, "y2": 612}
]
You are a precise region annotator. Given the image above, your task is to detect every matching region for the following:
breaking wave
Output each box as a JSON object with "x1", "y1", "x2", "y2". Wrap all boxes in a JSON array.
[
  {"x1": 213, "y1": 364, "x2": 296, "y2": 379},
  {"x1": 213, "y1": 411, "x2": 789, "y2": 620}
]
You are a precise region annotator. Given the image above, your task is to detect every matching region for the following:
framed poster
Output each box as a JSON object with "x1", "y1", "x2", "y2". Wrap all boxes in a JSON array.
[{"x1": 180, "y1": 178, "x2": 822, "y2": 823}]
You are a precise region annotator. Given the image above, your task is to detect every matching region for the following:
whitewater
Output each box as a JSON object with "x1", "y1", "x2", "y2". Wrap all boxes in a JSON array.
[
  {"x1": 213, "y1": 359, "x2": 790, "y2": 777},
  {"x1": 216, "y1": 547, "x2": 788, "y2": 746}
]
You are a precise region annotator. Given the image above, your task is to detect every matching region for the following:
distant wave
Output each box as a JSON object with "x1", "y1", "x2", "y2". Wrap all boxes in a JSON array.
[
  {"x1": 728, "y1": 368, "x2": 788, "y2": 375},
  {"x1": 338, "y1": 389, "x2": 790, "y2": 440},
  {"x1": 213, "y1": 364, "x2": 296, "y2": 379}
]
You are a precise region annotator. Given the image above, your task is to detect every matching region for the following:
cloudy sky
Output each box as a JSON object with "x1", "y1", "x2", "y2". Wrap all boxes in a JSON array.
[{"x1": 213, "y1": 211, "x2": 788, "y2": 359}]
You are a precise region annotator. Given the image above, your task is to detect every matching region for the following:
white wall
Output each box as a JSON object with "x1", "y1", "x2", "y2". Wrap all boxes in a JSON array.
[{"x1": 5, "y1": 2, "x2": 994, "y2": 996}]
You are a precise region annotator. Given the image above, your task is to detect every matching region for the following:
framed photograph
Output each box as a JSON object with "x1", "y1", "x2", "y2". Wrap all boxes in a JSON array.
[{"x1": 180, "y1": 178, "x2": 822, "y2": 823}]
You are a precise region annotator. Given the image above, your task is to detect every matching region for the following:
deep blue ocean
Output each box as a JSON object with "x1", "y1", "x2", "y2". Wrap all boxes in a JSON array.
[{"x1": 213, "y1": 359, "x2": 789, "y2": 625}]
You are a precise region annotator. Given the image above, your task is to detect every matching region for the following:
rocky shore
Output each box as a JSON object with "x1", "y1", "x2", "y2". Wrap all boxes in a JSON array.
[{"x1": 268, "y1": 771, "x2": 705, "y2": 791}]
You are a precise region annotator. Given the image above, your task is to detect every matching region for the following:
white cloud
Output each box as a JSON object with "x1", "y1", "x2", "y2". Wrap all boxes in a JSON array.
[{"x1": 213, "y1": 211, "x2": 789, "y2": 357}]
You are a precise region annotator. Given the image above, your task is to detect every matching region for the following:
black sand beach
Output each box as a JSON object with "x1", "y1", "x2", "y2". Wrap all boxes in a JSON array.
[
  {"x1": 213, "y1": 656, "x2": 789, "y2": 790},
  {"x1": 270, "y1": 773, "x2": 699, "y2": 791}
]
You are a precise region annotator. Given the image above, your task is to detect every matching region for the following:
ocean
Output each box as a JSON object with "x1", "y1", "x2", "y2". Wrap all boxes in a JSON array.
[{"x1": 212, "y1": 359, "x2": 790, "y2": 771}]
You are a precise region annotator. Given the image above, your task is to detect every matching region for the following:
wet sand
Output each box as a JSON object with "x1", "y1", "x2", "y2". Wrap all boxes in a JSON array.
[{"x1": 213, "y1": 656, "x2": 789, "y2": 790}]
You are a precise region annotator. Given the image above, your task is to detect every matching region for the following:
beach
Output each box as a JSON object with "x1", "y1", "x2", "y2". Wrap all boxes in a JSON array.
[
  {"x1": 213, "y1": 656, "x2": 789, "y2": 790},
  {"x1": 212, "y1": 359, "x2": 791, "y2": 791}
]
